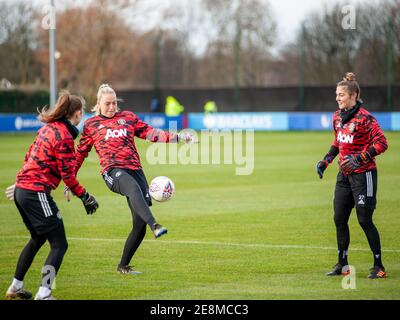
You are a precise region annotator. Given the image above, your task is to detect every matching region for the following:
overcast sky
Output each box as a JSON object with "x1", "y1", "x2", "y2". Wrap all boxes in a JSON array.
[
  {"x1": 269, "y1": 0, "x2": 328, "y2": 46},
  {"x1": 133, "y1": 0, "x2": 329, "y2": 40},
  {"x1": 126, "y1": 0, "x2": 368, "y2": 51},
  {"x1": 268, "y1": 0, "x2": 368, "y2": 46},
  {"x1": 29, "y1": 0, "x2": 371, "y2": 51}
]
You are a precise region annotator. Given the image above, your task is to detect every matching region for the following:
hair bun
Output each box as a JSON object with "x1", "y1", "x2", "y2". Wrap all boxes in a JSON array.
[{"x1": 344, "y1": 72, "x2": 356, "y2": 81}]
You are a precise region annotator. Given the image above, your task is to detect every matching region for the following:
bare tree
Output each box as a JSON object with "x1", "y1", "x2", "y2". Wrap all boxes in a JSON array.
[
  {"x1": 297, "y1": 3, "x2": 358, "y2": 85},
  {"x1": 139, "y1": 0, "x2": 276, "y2": 87},
  {"x1": 35, "y1": 2, "x2": 152, "y2": 104},
  {"x1": 202, "y1": 0, "x2": 276, "y2": 86},
  {"x1": 0, "y1": 1, "x2": 42, "y2": 85},
  {"x1": 355, "y1": 0, "x2": 400, "y2": 85},
  {"x1": 291, "y1": 0, "x2": 400, "y2": 85}
]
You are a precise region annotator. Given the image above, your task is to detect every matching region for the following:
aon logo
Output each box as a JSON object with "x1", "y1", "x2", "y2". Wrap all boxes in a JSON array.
[
  {"x1": 105, "y1": 128, "x2": 127, "y2": 140},
  {"x1": 337, "y1": 131, "x2": 354, "y2": 143}
]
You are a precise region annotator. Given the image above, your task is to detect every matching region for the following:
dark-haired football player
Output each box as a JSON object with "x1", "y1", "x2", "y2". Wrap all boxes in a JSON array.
[
  {"x1": 5, "y1": 92, "x2": 99, "y2": 300},
  {"x1": 316, "y1": 72, "x2": 388, "y2": 279}
]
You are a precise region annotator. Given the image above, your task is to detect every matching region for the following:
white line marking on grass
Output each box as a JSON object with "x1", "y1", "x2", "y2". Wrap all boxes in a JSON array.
[{"x1": 7, "y1": 236, "x2": 400, "y2": 253}]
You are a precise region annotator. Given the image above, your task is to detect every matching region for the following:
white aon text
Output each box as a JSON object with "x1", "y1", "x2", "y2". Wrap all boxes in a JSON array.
[
  {"x1": 337, "y1": 131, "x2": 354, "y2": 144},
  {"x1": 105, "y1": 128, "x2": 127, "y2": 140}
]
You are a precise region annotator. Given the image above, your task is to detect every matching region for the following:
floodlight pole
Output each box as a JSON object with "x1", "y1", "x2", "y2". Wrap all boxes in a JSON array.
[
  {"x1": 154, "y1": 30, "x2": 161, "y2": 93},
  {"x1": 49, "y1": 0, "x2": 57, "y2": 107},
  {"x1": 299, "y1": 23, "x2": 305, "y2": 112},
  {"x1": 386, "y1": 17, "x2": 393, "y2": 112},
  {"x1": 234, "y1": 24, "x2": 241, "y2": 111}
]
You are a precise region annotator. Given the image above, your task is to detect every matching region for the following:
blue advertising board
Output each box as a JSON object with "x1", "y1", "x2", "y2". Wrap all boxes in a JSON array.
[
  {"x1": 0, "y1": 114, "x2": 43, "y2": 132},
  {"x1": 136, "y1": 114, "x2": 183, "y2": 130},
  {"x1": 0, "y1": 114, "x2": 184, "y2": 132},
  {"x1": 288, "y1": 112, "x2": 332, "y2": 131},
  {"x1": 288, "y1": 112, "x2": 394, "y2": 131},
  {"x1": 188, "y1": 112, "x2": 288, "y2": 130},
  {"x1": 392, "y1": 112, "x2": 400, "y2": 130},
  {"x1": 372, "y1": 113, "x2": 392, "y2": 131},
  {"x1": 1, "y1": 112, "x2": 399, "y2": 132}
]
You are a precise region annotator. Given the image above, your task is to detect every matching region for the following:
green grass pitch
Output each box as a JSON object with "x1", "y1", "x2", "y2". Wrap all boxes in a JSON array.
[{"x1": 0, "y1": 131, "x2": 399, "y2": 300}]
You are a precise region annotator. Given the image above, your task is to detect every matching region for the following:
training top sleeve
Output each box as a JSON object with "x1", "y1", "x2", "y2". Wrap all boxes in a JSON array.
[
  {"x1": 22, "y1": 142, "x2": 34, "y2": 166},
  {"x1": 133, "y1": 116, "x2": 178, "y2": 143},
  {"x1": 365, "y1": 115, "x2": 388, "y2": 157},
  {"x1": 55, "y1": 137, "x2": 86, "y2": 197},
  {"x1": 75, "y1": 124, "x2": 94, "y2": 174}
]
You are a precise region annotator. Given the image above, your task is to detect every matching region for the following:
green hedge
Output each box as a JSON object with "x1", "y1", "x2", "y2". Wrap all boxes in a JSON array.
[{"x1": 0, "y1": 89, "x2": 50, "y2": 113}]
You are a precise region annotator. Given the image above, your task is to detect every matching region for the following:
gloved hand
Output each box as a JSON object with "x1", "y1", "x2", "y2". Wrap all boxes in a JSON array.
[
  {"x1": 316, "y1": 160, "x2": 328, "y2": 179},
  {"x1": 64, "y1": 186, "x2": 72, "y2": 202},
  {"x1": 339, "y1": 152, "x2": 371, "y2": 175},
  {"x1": 80, "y1": 192, "x2": 99, "y2": 215},
  {"x1": 178, "y1": 131, "x2": 198, "y2": 144},
  {"x1": 5, "y1": 184, "x2": 15, "y2": 201}
]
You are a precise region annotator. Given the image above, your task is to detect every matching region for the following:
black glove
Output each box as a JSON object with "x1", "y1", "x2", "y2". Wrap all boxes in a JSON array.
[
  {"x1": 80, "y1": 192, "x2": 99, "y2": 215},
  {"x1": 316, "y1": 149, "x2": 337, "y2": 179},
  {"x1": 316, "y1": 160, "x2": 328, "y2": 179}
]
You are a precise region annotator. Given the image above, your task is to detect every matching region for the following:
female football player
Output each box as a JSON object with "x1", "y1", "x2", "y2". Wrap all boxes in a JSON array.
[
  {"x1": 73, "y1": 84, "x2": 195, "y2": 275},
  {"x1": 5, "y1": 92, "x2": 99, "y2": 300},
  {"x1": 316, "y1": 72, "x2": 388, "y2": 279}
]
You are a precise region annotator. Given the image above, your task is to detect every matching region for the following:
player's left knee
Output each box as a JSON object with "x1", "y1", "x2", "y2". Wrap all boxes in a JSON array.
[
  {"x1": 50, "y1": 238, "x2": 68, "y2": 253},
  {"x1": 358, "y1": 219, "x2": 375, "y2": 230},
  {"x1": 356, "y1": 207, "x2": 375, "y2": 229}
]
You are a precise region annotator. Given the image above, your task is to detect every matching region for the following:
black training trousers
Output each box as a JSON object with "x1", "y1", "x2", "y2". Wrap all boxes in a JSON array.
[
  {"x1": 14, "y1": 187, "x2": 68, "y2": 287},
  {"x1": 333, "y1": 170, "x2": 382, "y2": 255},
  {"x1": 103, "y1": 168, "x2": 156, "y2": 267}
]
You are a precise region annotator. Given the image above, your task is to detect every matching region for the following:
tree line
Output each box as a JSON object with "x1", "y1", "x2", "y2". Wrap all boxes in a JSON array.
[{"x1": 0, "y1": 0, "x2": 399, "y2": 105}]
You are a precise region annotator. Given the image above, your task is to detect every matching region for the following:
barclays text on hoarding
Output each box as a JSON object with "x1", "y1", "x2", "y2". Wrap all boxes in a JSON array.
[{"x1": 15, "y1": 117, "x2": 43, "y2": 131}]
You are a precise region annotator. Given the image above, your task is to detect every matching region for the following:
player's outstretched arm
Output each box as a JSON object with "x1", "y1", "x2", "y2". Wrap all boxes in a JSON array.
[{"x1": 178, "y1": 130, "x2": 199, "y2": 144}]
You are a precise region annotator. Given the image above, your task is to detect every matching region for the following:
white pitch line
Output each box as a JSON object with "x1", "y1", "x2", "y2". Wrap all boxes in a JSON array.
[{"x1": 7, "y1": 236, "x2": 400, "y2": 253}]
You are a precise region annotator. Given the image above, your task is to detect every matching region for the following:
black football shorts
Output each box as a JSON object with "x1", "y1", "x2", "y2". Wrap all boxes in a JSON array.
[
  {"x1": 334, "y1": 169, "x2": 378, "y2": 210},
  {"x1": 14, "y1": 187, "x2": 63, "y2": 235}
]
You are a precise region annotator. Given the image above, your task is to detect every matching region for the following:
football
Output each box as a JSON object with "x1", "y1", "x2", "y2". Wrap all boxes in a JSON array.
[{"x1": 149, "y1": 176, "x2": 175, "y2": 202}]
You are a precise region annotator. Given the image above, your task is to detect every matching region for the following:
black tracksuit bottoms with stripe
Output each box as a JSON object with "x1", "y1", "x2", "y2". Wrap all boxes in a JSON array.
[
  {"x1": 333, "y1": 169, "x2": 382, "y2": 256},
  {"x1": 13, "y1": 187, "x2": 68, "y2": 286},
  {"x1": 102, "y1": 167, "x2": 156, "y2": 267}
]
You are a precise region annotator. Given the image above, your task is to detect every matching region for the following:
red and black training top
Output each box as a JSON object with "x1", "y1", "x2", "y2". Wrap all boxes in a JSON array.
[
  {"x1": 330, "y1": 105, "x2": 388, "y2": 173},
  {"x1": 75, "y1": 111, "x2": 177, "y2": 174},
  {"x1": 16, "y1": 119, "x2": 86, "y2": 197}
]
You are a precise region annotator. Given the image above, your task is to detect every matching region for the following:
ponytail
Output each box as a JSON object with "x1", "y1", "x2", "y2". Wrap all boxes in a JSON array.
[{"x1": 38, "y1": 91, "x2": 85, "y2": 123}]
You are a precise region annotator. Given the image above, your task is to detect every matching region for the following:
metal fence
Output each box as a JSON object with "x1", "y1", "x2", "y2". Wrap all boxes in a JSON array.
[{"x1": 1, "y1": 86, "x2": 399, "y2": 114}]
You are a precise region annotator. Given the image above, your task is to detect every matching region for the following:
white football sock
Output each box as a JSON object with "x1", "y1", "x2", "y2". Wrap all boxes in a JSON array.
[
  {"x1": 37, "y1": 286, "x2": 51, "y2": 298},
  {"x1": 9, "y1": 278, "x2": 23, "y2": 291}
]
